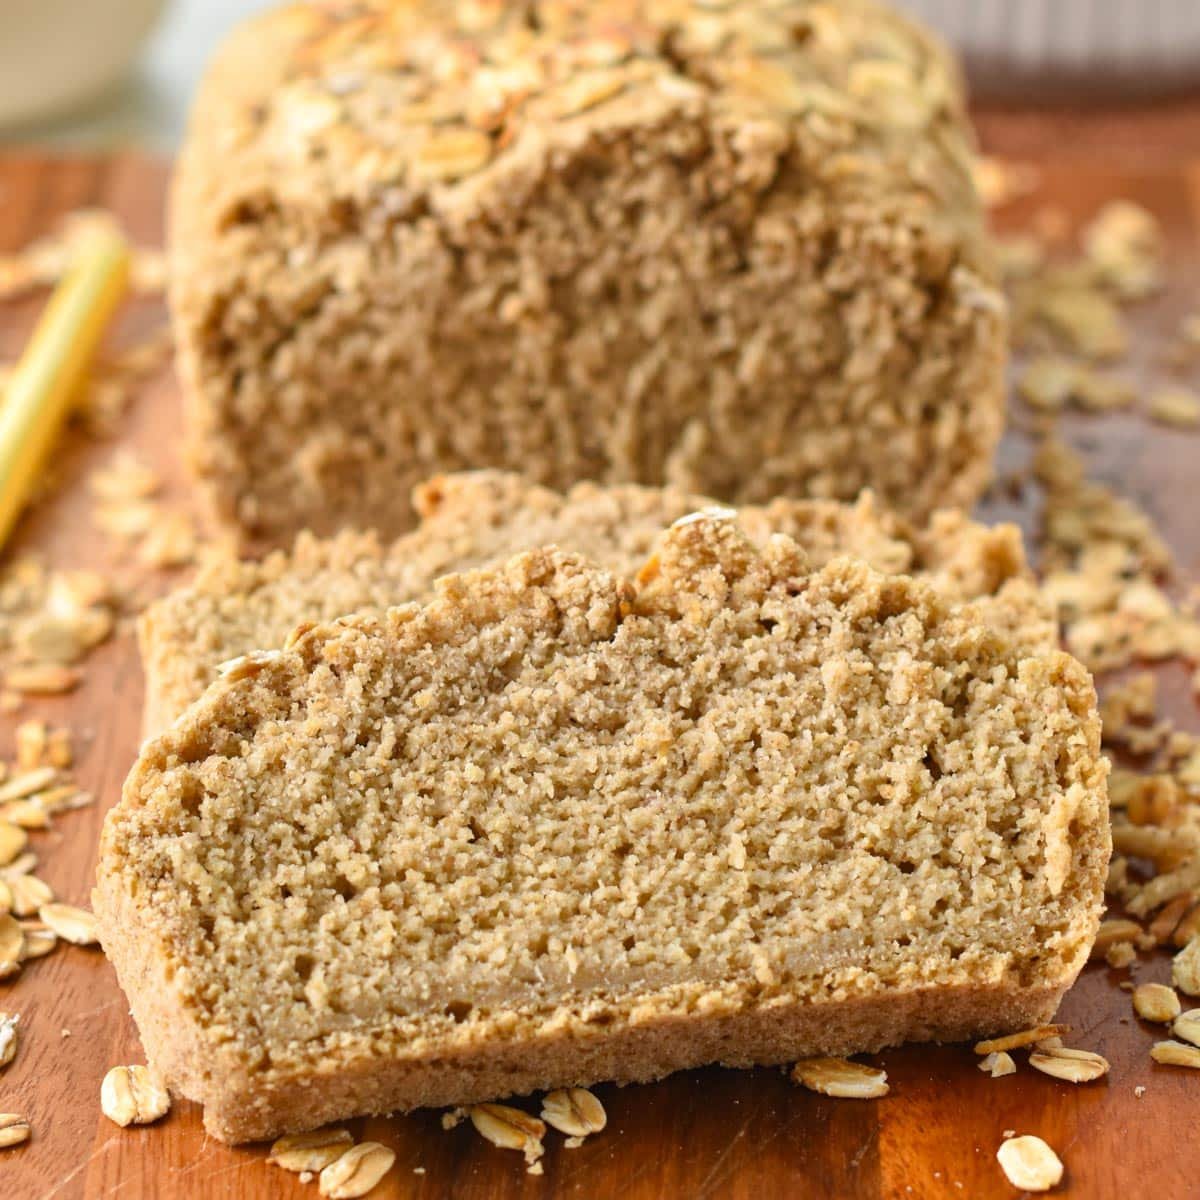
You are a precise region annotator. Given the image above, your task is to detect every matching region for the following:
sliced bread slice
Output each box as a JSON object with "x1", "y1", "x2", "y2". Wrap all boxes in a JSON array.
[
  {"x1": 140, "y1": 470, "x2": 1046, "y2": 733},
  {"x1": 97, "y1": 515, "x2": 1108, "y2": 1143}
]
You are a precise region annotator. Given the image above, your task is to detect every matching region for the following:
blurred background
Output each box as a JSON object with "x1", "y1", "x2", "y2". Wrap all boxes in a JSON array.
[
  {"x1": 0, "y1": 0, "x2": 275, "y2": 148},
  {"x1": 1, "y1": 0, "x2": 1199, "y2": 149}
]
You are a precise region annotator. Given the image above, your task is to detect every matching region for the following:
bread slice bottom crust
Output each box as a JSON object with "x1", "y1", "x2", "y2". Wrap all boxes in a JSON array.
[{"x1": 99, "y1": 871, "x2": 1063, "y2": 1143}]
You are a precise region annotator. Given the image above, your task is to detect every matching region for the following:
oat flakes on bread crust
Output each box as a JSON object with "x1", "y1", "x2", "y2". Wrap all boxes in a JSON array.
[
  {"x1": 172, "y1": 0, "x2": 1005, "y2": 544},
  {"x1": 98, "y1": 517, "x2": 1108, "y2": 1143},
  {"x1": 139, "y1": 471, "x2": 1050, "y2": 733}
]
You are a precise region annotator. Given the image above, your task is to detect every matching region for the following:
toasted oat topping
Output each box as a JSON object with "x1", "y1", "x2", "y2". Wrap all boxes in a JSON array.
[{"x1": 262, "y1": 0, "x2": 971, "y2": 209}]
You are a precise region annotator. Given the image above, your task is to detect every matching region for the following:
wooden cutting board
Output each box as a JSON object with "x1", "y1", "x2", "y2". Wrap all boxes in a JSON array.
[{"x1": 0, "y1": 132, "x2": 1197, "y2": 1200}]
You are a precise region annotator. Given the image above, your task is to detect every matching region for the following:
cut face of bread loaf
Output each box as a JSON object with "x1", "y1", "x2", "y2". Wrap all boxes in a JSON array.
[
  {"x1": 172, "y1": 0, "x2": 1005, "y2": 545},
  {"x1": 98, "y1": 517, "x2": 1109, "y2": 1144},
  {"x1": 140, "y1": 471, "x2": 1048, "y2": 734}
]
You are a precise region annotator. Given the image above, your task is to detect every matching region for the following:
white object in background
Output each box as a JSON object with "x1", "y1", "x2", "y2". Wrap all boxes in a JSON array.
[
  {"x1": 0, "y1": 0, "x2": 166, "y2": 130},
  {"x1": 896, "y1": 0, "x2": 1200, "y2": 98}
]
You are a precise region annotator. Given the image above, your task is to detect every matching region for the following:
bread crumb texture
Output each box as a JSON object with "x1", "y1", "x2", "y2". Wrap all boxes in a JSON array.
[
  {"x1": 172, "y1": 0, "x2": 1005, "y2": 543},
  {"x1": 100, "y1": 516, "x2": 1108, "y2": 1142},
  {"x1": 140, "y1": 471, "x2": 1047, "y2": 732}
]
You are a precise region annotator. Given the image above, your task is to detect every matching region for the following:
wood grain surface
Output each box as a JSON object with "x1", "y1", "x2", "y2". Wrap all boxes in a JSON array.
[{"x1": 0, "y1": 115, "x2": 1198, "y2": 1199}]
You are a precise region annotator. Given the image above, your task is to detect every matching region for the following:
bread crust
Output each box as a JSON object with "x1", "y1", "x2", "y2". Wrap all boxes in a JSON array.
[{"x1": 171, "y1": 0, "x2": 1006, "y2": 545}]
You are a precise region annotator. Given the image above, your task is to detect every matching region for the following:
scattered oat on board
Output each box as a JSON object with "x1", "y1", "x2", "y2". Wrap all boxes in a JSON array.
[
  {"x1": 1148, "y1": 892, "x2": 1196, "y2": 945},
  {"x1": 973, "y1": 157, "x2": 1040, "y2": 209},
  {"x1": 1105, "y1": 940, "x2": 1137, "y2": 970},
  {"x1": 1133, "y1": 983, "x2": 1182, "y2": 1024},
  {"x1": 1149, "y1": 388, "x2": 1200, "y2": 430},
  {"x1": 100, "y1": 1065, "x2": 171, "y2": 1127},
  {"x1": 469, "y1": 1103, "x2": 546, "y2": 1167},
  {"x1": 1173, "y1": 1009, "x2": 1200, "y2": 1048},
  {"x1": 90, "y1": 453, "x2": 161, "y2": 502},
  {"x1": 791, "y1": 1057, "x2": 888, "y2": 1099},
  {"x1": 540, "y1": 1087, "x2": 606, "y2": 1138},
  {"x1": 1090, "y1": 919, "x2": 1142, "y2": 959},
  {"x1": 0, "y1": 767, "x2": 58, "y2": 805},
  {"x1": 38, "y1": 903, "x2": 98, "y2": 946},
  {"x1": 996, "y1": 1135, "x2": 1064, "y2": 1193},
  {"x1": 3, "y1": 665, "x2": 81, "y2": 696},
  {"x1": 2, "y1": 873, "x2": 48, "y2": 916},
  {"x1": 318, "y1": 1142, "x2": 396, "y2": 1198},
  {"x1": 1174, "y1": 906, "x2": 1200, "y2": 950},
  {"x1": 1082, "y1": 200, "x2": 1164, "y2": 300},
  {"x1": 0, "y1": 560, "x2": 117, "y2": 682},
  {"x1": 269, "y1": 1127, "x2": 354, "y2": 1173},
  {"x1": 138, "y1": 511, "x2": 199, "y2": 570},
  {"x1": 0, "y1": 823, "x2": 27, "y2": 867},
  {"x1": 19, "y1": 924, "x2": 56, "y2": 961},
  {"x1": 78, "y1": 327, "x2": 175, "y2": 438},
  {"x1": 0, "y1": 914, "x2": 24, "y2": 974},
  {"x1": 974, "y1": 1025, "x2": 1068, "y2": 1055},
  {"x1": 0, "y1": 210, "x2": 164, "y2": 300},
  {"x1": 978, "y1": 1051, "x2": 1016, "y2": 1078},
  {"x1": 1173, "y1": 938, "x2": 1200, "y2": 996},
  {"x1": 1150, "y1": 1040, "x2": 1200, "y2": 1069},
  {"x1": 1028, "y1": 1045, "x2": 1110, "y2": 1084},
  {"x1": 0, "y1": 1012, "x2": 17, "y2": 1069},
  {"x1": 0, "y1": 802, "x2": 48, "y2": 831},
  {"x1": 1018, "y1": 356, "x2": 1134, "y2": 415},
  {"x1": 0, "y1": 1113, "x2": 30, "y2": 1149}
]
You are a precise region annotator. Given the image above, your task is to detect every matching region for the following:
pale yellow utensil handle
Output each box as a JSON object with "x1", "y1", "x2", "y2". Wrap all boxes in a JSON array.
[{"x1": 0, "y1": 228, "x2": 130, "y2": 551}]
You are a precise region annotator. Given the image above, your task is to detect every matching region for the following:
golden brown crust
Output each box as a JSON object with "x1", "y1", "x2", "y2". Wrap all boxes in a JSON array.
[
  {"x1": 139, "y1": 471, "x2": 1046, "y2": 734},
  {"x1": 102, "y1": 520, "x2": 1107, "y2": 1143},
  {"x1": 171, "y1": 0, "x2": 1005, "y2": 543}
]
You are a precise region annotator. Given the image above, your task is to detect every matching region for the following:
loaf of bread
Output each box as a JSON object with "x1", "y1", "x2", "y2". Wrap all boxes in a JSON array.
[
  {"x1": 98, "y1": 515, "x2": 1108, "y2": 1143},
  {"x1": 140, "y1": 471, "x2": 1046, "y2": 733},
  {"x1": 171, "y1": 0, "x2": 1006, "y2": 545}
]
